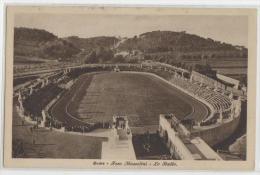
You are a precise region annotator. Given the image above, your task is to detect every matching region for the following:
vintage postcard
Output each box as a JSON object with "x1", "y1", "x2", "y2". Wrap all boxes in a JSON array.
[{"x1": 3, "y1": 6, "x2": 257, "y2": 170}]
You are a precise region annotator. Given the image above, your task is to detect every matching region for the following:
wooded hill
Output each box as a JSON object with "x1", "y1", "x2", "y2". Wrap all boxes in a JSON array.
[
  {"x1": 14, "y1": 27, "x2": 118, "y2": 63},
  {"x1": 14, "y1": 27, "x2": 80, "y2": 62},
  {"x1": 118, "y1": 30, "x2": 247, "y2": 54},
  {"x1": 14, "y1": 28, "x2": 247, "y2": 65}
]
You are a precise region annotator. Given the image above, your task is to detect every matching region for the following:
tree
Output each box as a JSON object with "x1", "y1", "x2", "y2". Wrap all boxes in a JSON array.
[
  {"x1": 112, "y1": 55, "x2": 125, "y2": 63},
  {"x1": 85, "y1": 51, "x2": 97, "y2": 64},
  {"x1": 194, "y1": 64, "x2": 216, "y2": 79},
  {"x1": 98, "y1": 49, "x2": 114, "y2": 63}
]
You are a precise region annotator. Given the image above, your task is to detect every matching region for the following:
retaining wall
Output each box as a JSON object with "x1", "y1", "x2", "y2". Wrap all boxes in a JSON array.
[{"x1": 191, "y1": 115, "x2": 240, "y2": 146}]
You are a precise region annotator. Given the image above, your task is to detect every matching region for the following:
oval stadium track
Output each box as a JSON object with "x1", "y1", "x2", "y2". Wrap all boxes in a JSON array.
[
  {"x1": 50, "y1": 72, "x2": 209, "y2": 128},
  {"x1": 50, "y1": 73, "x2": 95, "y2": 126}
]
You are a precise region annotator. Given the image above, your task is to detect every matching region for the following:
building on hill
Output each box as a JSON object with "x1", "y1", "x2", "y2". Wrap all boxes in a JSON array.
[{"x1": 114, "y1": 51, "x2": 129, "y2": 57}]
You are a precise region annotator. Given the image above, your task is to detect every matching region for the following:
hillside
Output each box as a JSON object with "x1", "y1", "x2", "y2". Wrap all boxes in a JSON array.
[
  {"x1": 14, "y1": 27, "x2": 81, "y2": 63},
  {"x1": 64, "y1": 36, "x2": 119, "y2": 52},
  {"x1": 118, "y1": 30, "x2": 246, "y2": 53},
  {"x1": 117, "y1": 31, "x2": 247, "y2": 65},
  {"x1": 14, "y1": 28, "x2": 120, "y2": 64},
  {"x1": 14, "y1": 28, "x2": 247, "y2": 68}
]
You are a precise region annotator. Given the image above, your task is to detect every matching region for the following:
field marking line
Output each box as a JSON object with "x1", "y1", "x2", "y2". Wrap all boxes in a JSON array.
[
  {"x1": 50, "y1": 75, "x2": 93, "y2": 125},
  {"x1": 65, "y1": 76, "x2": 95, "y2": 125},
  {"x1": 50, "y1": 75, "x2": 85, "y2": 118}
]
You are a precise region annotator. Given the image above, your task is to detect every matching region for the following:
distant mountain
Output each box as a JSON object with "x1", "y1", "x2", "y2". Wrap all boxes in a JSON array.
[
  {"x1": 14, "y1": 28, "x2": 247, "y2": 66},
  {"x1": 14, "y1": 27, "x2": 57, "y2": 43},
  {"x1": 14, "y1": 27, "x2": 120, "y2": 64},
  {"x1": 118, "y1": 30, "x2": 247, "y2": 53},
  {"x1": 14, "y1": 27, "x2": 81, "y2": 63},
  {"x1": 115, "y1": 30, "x2": 248, "y2": 71}
]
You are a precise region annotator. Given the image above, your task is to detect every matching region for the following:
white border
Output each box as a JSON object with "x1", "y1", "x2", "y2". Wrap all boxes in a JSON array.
[
  {"x1": 0, "y1": 0, "x2": 259, "y2": 175},
  {"x1": 0, "y1": 0, "x2": 5, "y2": 172},
  {"x1": 1, "y1": 0, "x2": 260, "y2": 7},
  {"x1": 255, "y1": 5, "x2": 260, "y2": 172}
]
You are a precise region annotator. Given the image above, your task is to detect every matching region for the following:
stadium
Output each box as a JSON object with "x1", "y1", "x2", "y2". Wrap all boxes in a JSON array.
[{"x1": 13, "y1": 62, "x2": 245, "y2": 160}]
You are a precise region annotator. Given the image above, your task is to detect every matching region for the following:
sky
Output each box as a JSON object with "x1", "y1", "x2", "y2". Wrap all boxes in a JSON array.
[{"x1": 15, "y1": 13, "x2": 248, "y2": 47}]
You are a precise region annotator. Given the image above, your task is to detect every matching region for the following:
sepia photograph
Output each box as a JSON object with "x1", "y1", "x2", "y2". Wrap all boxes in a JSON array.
[{"x1": 3, "y1": 6, "x2": 257, "y2": 170}]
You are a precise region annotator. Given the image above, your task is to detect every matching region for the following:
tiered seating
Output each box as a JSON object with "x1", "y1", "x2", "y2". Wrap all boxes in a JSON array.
[
  {"x1": 17, "y1": 63, "x2": 235, "y2": 131},
  {"x1": 170, "y1": 75, "x2": 232, "y2": 121},
  {"x1": 23, "y1": 83, "x2": 63, "y2": 119}
]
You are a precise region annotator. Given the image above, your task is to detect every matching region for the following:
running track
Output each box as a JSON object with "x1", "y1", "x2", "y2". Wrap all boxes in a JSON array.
[{"x1": 50, "y1": 72, "x2": 209, "y2": 127}]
